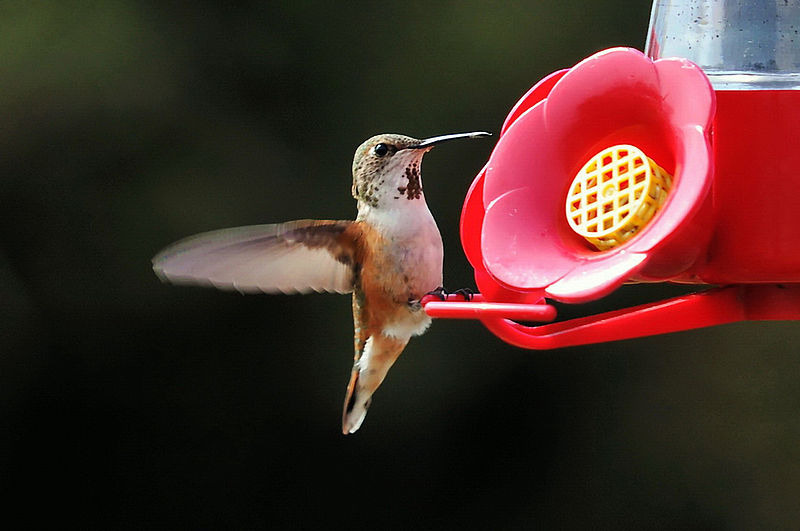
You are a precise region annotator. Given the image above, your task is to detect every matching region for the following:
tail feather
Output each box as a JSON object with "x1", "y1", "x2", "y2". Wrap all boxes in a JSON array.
[
  {"x1": 342, "y1": 369, "x2": 371, "y2": 434},
  {"x1": 341, "y1": 334, "x2": 408, "y2": 434}
]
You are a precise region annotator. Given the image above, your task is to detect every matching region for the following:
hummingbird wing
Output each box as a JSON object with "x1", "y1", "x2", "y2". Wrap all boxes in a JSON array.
[{"x1": 152, "y1": 220, "x2": 357, "y2": 294}]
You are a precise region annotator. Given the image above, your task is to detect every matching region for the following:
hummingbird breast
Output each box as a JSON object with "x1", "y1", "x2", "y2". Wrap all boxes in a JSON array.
[{"x1": 354, "y1": 203, "x2": 443, "y2": 340}]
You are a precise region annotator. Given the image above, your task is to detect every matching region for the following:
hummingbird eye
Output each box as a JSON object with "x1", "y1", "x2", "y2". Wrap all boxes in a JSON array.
[{"x1": 373, "y1": 143, "x2": 389, "y2": 157}]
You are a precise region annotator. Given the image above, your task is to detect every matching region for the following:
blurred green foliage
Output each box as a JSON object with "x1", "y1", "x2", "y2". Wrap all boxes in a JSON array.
[{"x1": 2, "y1": 1, "x2": 800, "y2": 528}]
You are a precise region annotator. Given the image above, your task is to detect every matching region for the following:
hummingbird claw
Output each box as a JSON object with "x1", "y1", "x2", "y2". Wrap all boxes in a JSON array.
[
  {"x1": 423, "y1": 287, "x2": 474, "y2": 302},
  {"x1": 424, "y1": 286, "x2": 447, "y2": 301},
  {"x1": 452, "y1": 288, "x2": 474, "y2": 301}
]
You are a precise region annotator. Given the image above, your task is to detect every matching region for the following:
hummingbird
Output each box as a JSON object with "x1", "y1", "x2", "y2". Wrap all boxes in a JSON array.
[{"x1": 152, "y1": 131, "x2": 490, "y2": 433}]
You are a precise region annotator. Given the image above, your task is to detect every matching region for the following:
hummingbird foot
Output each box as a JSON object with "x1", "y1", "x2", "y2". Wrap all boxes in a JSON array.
[
  {"x1": 452, "y1": 288, "x2": 474, "y2": 301},
  {"x1": 422, "y1": 286, "x2": 474, "y2": 302},
  {"x1": 424, "y1": 286, "x2": 448, "y2": 301}
]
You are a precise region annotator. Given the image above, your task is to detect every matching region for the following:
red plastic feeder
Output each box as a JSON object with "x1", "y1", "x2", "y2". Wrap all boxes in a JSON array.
[{"x1": 423, "y1": 5, "x2": 800, "y2": 349}]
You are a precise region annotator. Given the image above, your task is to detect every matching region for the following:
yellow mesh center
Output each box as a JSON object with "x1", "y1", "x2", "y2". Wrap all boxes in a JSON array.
[{"x1": 566, "y1": 145, "x2": 672, "y2": 251}]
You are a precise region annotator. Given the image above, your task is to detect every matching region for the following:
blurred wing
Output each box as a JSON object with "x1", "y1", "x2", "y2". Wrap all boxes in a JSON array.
[{"x1": 152, "y1": 220, "x2": 357, "y2": 294}]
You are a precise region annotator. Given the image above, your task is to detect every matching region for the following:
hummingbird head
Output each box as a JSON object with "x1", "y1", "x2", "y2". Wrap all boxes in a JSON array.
[{"x1": 351, "y1": 131, "x2": 490, "y2": 208}]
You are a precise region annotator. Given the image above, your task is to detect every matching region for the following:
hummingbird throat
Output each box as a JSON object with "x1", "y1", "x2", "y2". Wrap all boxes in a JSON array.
[{"x1": 395, "y1": 161, "x2": 422, "y2": 200}]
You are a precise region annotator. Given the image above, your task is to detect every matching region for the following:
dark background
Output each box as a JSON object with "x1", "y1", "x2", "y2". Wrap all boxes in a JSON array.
[{"x1": 2, "y1": 1, "x2": 800, "y2": 528}]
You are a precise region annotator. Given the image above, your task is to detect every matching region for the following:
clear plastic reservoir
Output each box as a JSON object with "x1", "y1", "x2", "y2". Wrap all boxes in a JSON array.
[{"x1": 646, "y1": 0, "x2": 800, "y2": 89}]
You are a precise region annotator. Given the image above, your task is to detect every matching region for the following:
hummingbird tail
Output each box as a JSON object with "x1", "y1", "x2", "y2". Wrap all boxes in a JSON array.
[
  {"x1": 342, "y1": 370, "x2": 371, "y2": 434},
  {"x1": 341, "y1": 333, "x2": 408, "y2": 434}
]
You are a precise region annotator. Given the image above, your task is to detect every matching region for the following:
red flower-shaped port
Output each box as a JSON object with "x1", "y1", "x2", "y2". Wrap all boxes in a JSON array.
[{"x1": 461, "y1": 47, "x2": 715, "y2": 304}]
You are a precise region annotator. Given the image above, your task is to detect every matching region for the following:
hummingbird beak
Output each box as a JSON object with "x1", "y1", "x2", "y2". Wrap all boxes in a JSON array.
[{"x1": 411, "y1": 131, "x2": 492, "y2": 150}]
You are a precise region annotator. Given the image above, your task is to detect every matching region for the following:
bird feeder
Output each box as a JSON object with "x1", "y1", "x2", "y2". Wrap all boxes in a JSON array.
[{"x1": 422, "y1": 0, "x2": 800, "y2": 348}]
